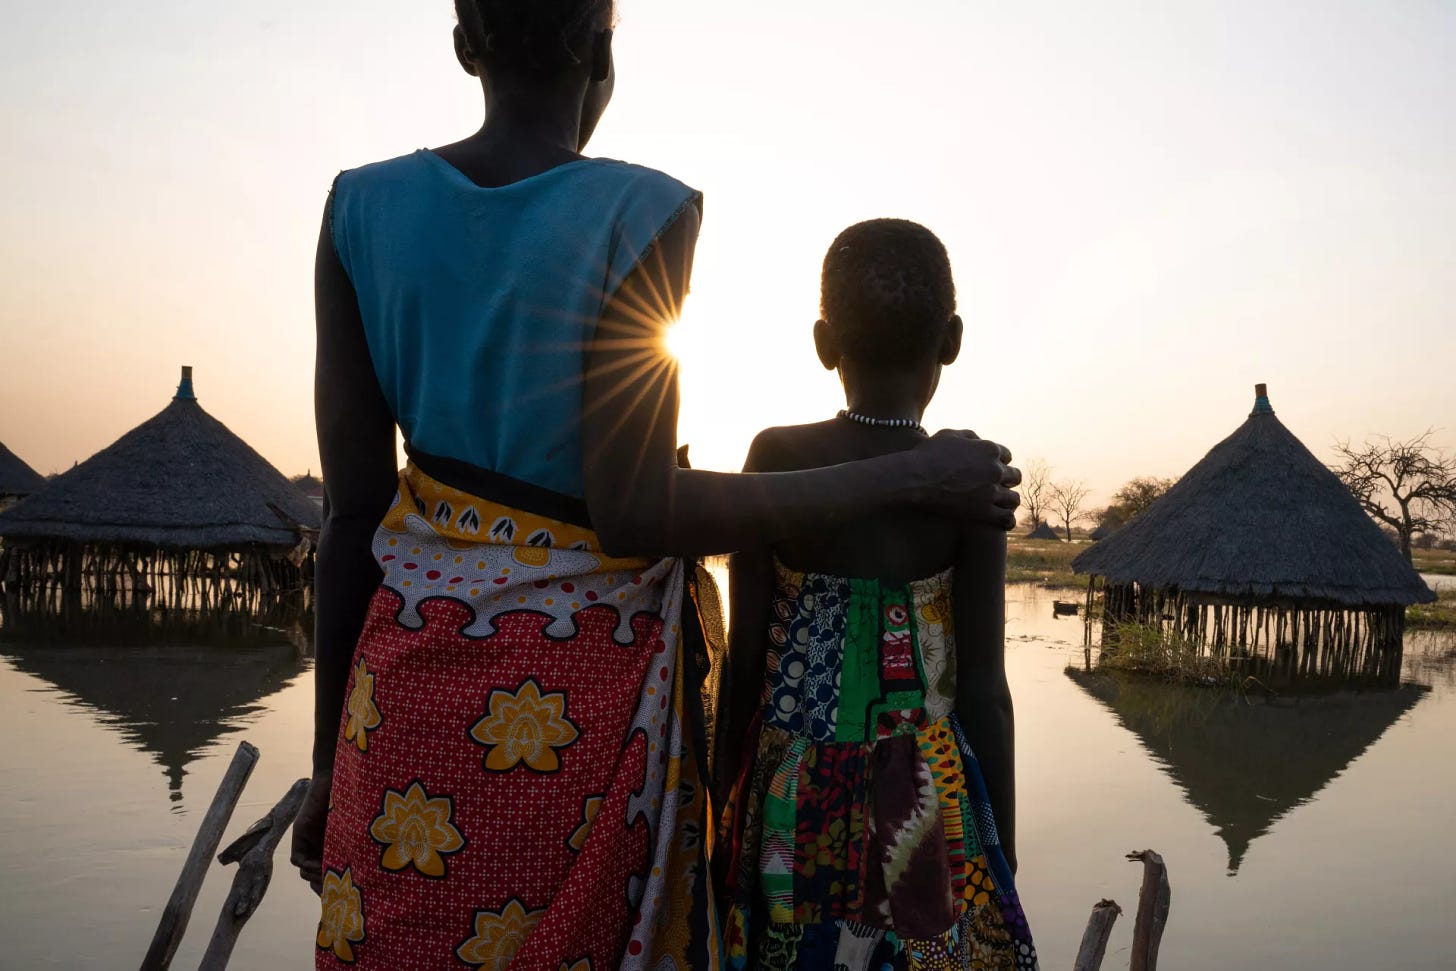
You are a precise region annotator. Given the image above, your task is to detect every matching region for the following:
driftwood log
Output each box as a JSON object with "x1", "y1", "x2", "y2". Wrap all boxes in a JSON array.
[
  {"x1": 197, "y1": 778, "x2": 311, "y2": 971},
  {"x1": 139, "y1": 742, "x2": 259, "y2": 971},
  {"x1": 1071, "y1": 849, "x2": 1171, "y2": 970},
  {"x1": 1127, "y1": 849, "x2": 1171, "y2": 971},
  {"x1": 1072, "y1": 899, "x2": 1122, "y2": 971}
]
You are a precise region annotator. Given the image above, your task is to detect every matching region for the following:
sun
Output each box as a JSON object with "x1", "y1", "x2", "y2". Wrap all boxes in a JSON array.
[{"x1": 664, "y1": 318, "x2": 698, "y2": 367}]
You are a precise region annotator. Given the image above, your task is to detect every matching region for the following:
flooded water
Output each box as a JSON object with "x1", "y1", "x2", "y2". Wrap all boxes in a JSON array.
[{"x1": 1, "y1": 585, "x2": 1453, "y2": 969}]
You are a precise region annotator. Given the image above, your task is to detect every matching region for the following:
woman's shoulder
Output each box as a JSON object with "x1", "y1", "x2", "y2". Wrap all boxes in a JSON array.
[{"x1": 333, "y1": 150, "x2": 432, "y2": 191}]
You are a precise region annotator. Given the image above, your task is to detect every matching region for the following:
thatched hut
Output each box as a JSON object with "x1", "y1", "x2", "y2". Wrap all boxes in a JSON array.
[
  {"x1": 1073, "y1": 384, "x2": 1434, "y2": 685},
  {"x1": 0, "y1": 441, "x2": 45, "y2": 510},
  {"x1": 0, "y1": 368, "x2": 319, "y2": 614},
  {"x1": 1026, "y1": 521, "x2": 1062, "y2": 541}
]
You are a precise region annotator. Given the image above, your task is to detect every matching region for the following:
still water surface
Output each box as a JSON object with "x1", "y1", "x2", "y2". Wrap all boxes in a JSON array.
[{"x1": 1, "y1": 584, "x2": 1453, "y2": 969}]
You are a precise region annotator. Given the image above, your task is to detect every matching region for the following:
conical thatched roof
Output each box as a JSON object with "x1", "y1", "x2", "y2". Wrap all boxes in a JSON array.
[
  {"x1": 1026, "y1": 521, "x2": 1062, "y2": 541},
  {"x1": 1067, "y1": 668, "x2": 1426, "y2": 872},
  {"x1": 0, "y1": 368, "x2": 319, "y2": 549},
  {"x1": 1073, "y1": 385, "x2": 1435, "y2": 607},
  {"x1": 1089, "y1": 523, "x2": 1116, "y2": 542},
  {"x1": 0, "y1": 441, "x2": 45, "y2": 497}
]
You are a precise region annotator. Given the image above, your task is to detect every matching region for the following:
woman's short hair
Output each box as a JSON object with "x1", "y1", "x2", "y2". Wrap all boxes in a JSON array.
[{"x1": 455, "y1": 0, "x2": 613, "y2": 78}]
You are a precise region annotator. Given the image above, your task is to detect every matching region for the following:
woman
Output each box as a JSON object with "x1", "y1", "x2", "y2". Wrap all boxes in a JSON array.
[{"x1": 291, "y1": 3, "x2": 1021, "y2": 969}]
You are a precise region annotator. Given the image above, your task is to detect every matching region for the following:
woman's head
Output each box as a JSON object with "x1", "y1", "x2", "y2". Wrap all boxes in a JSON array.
[
  {"x1": 815, "y1": 219, "x2": 962, "y2": 377},
  {"x1": 453, "y1": 0, "x2": 616, "y2": 146}
]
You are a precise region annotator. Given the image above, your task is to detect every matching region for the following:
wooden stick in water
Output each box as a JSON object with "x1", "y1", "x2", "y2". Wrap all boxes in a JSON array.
[
  {"x1": 198, "y1": 778, "x2": 311, "y2": 971},
  {"x1": 140, "y1": 741, "x2": 260, "y2": 971},
  {"x1": 1127, "y1": 849, "x2": 1171, "y2": 971},
  {"x1": 1072, "y1": 899, "x2": 1121, "y2": 971}
]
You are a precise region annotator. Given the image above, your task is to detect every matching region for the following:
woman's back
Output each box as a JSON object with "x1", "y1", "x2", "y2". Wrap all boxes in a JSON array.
[{"x1": 331, "y1": 150, "x2": 699, "y2": 497}]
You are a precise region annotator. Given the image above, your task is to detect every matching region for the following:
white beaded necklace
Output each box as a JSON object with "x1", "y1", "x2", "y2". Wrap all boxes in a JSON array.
[{"x1": 837, "y1": 409, "x2": 928, "y2": 436}]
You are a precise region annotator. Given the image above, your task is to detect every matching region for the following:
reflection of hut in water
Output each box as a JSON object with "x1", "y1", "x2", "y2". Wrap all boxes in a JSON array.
[
  {"x1": 1067, "y1": 667, "x2": 1427, "y2": 872},
  {"x1": 0, "y1": 441, "x2": 46, "y2": 511},
  {"x1": 0, "y1": 640, "x2": 307, "y2": 801},
  {"x1": 1073, "y1": 385, "x2": 1434, "y2": 686},
  {"x1": 0, "y1": 368, "x2": 319, "y2": 616},
  {"x1": 1026, "y1": 521, "x2": 1062, "y2": 541}
]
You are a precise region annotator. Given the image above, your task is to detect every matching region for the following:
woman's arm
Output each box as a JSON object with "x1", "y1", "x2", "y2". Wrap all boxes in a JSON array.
[
  {"x1": 581, "y1": 206, "x2": 1019, "y2": 559},
  {"x1": 951, "y1": 523, "x2": 1016, "y2": 873},
  {"x1": 293, "y1": 200, "x2": 399, "y2": 892},
  {"x1": 310, "y1": 202, "x2": 400, "y2": 774}
]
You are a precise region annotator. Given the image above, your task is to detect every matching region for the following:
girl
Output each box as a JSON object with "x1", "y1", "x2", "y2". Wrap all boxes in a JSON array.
[
  {"x1": 716, "y1": 221, "x2": 1038, "y2": 970},
  {"x1": 291, "y1": 5, "x2": 1022, "y2": 968}
]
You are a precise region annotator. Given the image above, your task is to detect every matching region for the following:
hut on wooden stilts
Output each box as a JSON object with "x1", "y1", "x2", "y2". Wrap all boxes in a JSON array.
[
  {"x1": 1072, "y1": 384, "x2": 1435, "y2": 687},
  {"x1": 0, "y1": 368, "x2": 320, "y2": 619}
]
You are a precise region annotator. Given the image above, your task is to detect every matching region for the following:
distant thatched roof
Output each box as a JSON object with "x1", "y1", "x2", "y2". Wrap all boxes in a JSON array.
[
  {"x1": 1026, "y1": 522, "x2": 1062, "y2": 541},
  {"x1": 0, "y1": 441, "x2": 45, "y2": 497},
  {"x1": 1089, "y1": 523, "x2": 1116, "y2": 542},
  {"x1": 1073, "y1": 386, "x2": 1435, "y2": 607},
  {"x1": 0, "y1": 368, "x2": 319, "y2": 549}
]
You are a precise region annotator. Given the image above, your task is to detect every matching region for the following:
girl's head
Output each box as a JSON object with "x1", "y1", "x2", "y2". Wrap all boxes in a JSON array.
[
  {"x1": 814, "y1": 219, "x2": 963, "y2": 402},
  {"x1": 453, "y1": 0, "x2": 617, "y2": 147}
]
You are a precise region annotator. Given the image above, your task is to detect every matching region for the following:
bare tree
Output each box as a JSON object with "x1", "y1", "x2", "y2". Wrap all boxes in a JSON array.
[
  {"x1": 1021, "y1": 459, "x2": 1053, "y2": 529},
  {"x1": 1050, "y1": 480, "x2": 1091, "y2": 542},
  {"x1": 1333, "y1": 431, "x2": 1456, "y2": 562}
]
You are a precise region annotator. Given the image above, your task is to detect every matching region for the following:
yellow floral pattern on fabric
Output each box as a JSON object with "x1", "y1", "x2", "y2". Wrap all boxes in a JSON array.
[
  {"x1": 470, "y1": 679, "x2": 580, "y2": 773},
  {"x1": 455, "y1": 898, "x2": 545, "y2": 970},
  {"x1": 344, "y1": 658, "x2": 382, "y2": 753},
  {"x1": 316, "y1": 868, "x2": 365, "y2": 964},
  {"x1": 558, "y1": 960, "x2": 592, "y2": 971},
  {"x1": 368, "y1": 781, "x2": 466, "y2": 877}
]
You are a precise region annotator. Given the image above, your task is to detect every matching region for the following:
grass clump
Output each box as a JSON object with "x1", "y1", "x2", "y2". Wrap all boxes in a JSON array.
[
  {"x1": 1408, "y1": 588, "x2": 1456, "y2": 630},
  {"x1": 1412, "y1": 547, "x2": 1456, "y2": 576},
  {"x1": 1006, "y1": 536, "x2": 1084, "y2": 589},
  {"x1": 1095, "y1": 621, "x2": 1237, "y2": 686}
]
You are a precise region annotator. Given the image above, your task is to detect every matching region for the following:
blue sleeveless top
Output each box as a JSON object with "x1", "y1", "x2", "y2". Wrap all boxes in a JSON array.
[{"x1": 330, "y1": 150, "x2": 700, "y2": 499}]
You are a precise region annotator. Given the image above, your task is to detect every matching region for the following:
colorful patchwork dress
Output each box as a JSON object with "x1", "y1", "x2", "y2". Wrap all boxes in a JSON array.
[{"x1": 719, "y1": 563, "x2": 1038, "y2": 970}]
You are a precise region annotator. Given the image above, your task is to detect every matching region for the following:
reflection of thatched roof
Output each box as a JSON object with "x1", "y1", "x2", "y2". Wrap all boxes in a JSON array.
[
  {"x1": 0, "y1": 441, "x2": 45, "y2": 497},
  {"x1": 1027, "y1": 522, "x2": 1062, "y2": 541},
  {"x1": 1067, "y1": 668, "x2": 1426, "y2": 872},
  {"x1": 1073, "y1": 386, "x2": 1434, "y2": 607},
  {"x1": 0, "y1": 369, "x2": 319, "y2": 549},
  {"x1": 0, "y1": 640, "x2": 306, "y2": 800}
]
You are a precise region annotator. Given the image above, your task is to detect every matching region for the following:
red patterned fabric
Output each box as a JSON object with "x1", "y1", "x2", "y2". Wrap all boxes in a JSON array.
[{"x1": 316, "y1": 466, "x2": 718, "y2": 970}]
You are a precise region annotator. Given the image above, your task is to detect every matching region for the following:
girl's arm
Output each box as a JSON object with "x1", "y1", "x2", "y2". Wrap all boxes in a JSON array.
[
  {"x1": 293, "y1": 202, "x2": 399, "y2": 892},
  {"x1": 711, "y1": 434, "x2": 779, "y2": 803},
  {"x1": 581, "y1": 206, "x2": 1020, "y2": 559},
  {"x1": 951, "y1": 523, "x2": 1017, "y2": 873}
]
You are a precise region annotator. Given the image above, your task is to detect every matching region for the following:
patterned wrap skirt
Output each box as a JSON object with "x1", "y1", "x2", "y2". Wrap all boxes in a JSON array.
[
  {"x1": 719, "y1": 563, "x2": 1038, "y2": 970},
  {"x1": 317, "y1": 464, "x2": 720, "y2": 970}
]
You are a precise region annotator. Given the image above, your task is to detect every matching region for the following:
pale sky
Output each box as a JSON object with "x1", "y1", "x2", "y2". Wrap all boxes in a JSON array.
[{"x1": 1, "y1": 0, "x2": 1452, "y2": 507}]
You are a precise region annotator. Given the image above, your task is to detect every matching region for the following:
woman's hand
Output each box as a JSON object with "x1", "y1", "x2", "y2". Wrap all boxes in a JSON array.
[
  {"x1": 909, "y1": 430, "x2": 1021, "y2": 529},
  {"x1": 290, "y1": 768, "x2": 333, "y2": 895}
]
